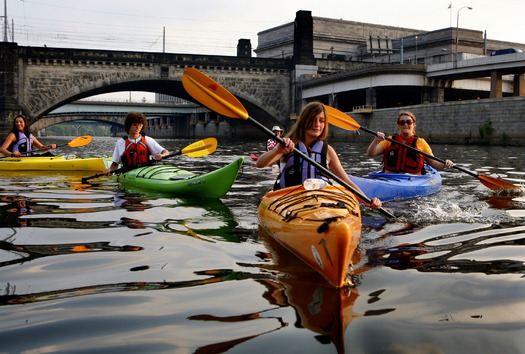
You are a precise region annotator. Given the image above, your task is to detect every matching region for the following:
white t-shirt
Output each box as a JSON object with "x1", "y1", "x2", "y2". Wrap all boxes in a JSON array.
[{"x1": 111, "y1": 136, "x2": 165, "y2": 165}]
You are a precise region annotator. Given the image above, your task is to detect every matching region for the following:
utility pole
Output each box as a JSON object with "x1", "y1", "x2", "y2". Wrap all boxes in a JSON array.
[{"x1": 3, "y1": 0, "x2": 7, "y2": 42}]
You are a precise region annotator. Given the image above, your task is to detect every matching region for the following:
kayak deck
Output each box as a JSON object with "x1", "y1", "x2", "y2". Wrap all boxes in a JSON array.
[
  {"x1": 258, "y1": 184, "x2": 361, "y2": 288},
  {"x1": 115, "y1": 157, "x2": 244, "y2": 199},
  {"x1": 349, "y1": 165, "x2": 442, "y2": 202},
  {"x1": 0, "y1": 155, "x2": 110, "y2": 171}
]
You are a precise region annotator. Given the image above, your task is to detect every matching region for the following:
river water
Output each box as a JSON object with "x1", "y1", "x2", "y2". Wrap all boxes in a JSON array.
[{"x1": 1, "y1": 136, "x2": 524, "y2": 354}]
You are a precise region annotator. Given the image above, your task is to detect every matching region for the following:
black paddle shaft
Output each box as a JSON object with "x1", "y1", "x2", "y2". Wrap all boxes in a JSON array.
[
  {"x1": 360, "y1": 126, "x2": 479, "y2": 178},
  {"x1": 81, "y1": 151, "x2": 184, "y2": 183}
]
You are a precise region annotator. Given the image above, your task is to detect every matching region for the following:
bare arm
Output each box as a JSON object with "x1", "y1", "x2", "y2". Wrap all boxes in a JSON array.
[
  {"x1": 32, "y1": 136, "x2": 57, "y2": 150},
  {"x1": 0, "y1": 133, "x2": 17, "y2": 156},
  {"x1": 256, "y1": 138, "x2": 294, "y2": 168},
  {"x1": 326, "y1": 145, "x2": 382, "y2": 209},
  {"x1": 367, "y1": 132, "x2": 386, "y2": 157}
]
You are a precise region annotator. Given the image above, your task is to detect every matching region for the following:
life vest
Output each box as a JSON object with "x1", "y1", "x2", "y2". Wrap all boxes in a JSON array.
[
  {"x1": 277, "y1": 141, "x2": 327, "y2": 189},
  {"x1": 383, "y1": 134, "x2": 424, "y2": 174},
  {"x1": 121, "y1": 134, "x2": 150, "y2": 166},
  {"x1": 10, "y1": 131, "x2": 33, "y2": 154}
]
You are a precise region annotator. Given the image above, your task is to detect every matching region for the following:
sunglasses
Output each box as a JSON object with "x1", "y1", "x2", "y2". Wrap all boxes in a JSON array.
[{"x1": 398, "y1": 120, "x2": 414, "y2": 126}]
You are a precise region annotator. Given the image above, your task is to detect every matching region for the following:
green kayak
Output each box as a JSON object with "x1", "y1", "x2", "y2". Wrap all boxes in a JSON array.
[{"x1": 115, "y1": 157, "x2": 244, "y2": 199}]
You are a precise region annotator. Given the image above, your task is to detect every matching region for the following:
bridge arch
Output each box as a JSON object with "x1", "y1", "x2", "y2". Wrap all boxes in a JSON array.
[{"x1": 4, "y1": 44, "x2": 293, "y2": 138}]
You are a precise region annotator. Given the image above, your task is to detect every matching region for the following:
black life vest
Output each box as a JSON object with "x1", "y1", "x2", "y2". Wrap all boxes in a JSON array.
[{"x1": 383, "y1": 134, "x2": 424, "y2": 174}]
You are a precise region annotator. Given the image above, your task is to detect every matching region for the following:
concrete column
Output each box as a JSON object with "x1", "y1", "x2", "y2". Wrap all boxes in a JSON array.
[
  {"x1": 429, "y1": 87, "x2": 445, "y2": 103},
  {"x1": 513, "y1": 74, "x2": 525, "y2": 96},
  {"x1": 365, "y1": 88, "x2": 377, "y2": 108},
  {"x1": 490, "y1": 71, "x2": 503, "y2": 98}
]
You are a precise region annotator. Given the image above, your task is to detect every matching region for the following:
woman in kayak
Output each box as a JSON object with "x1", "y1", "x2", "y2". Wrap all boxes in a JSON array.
[
  {"x1": 103, "y1": 112, "x2": 169, "y2": 175},
  {"x1": 367, "y1": 111, "x2": 454, "y2": 174},
  {"x1": 0, "y1": 114, "x2": 57, "y2": 157},
  {"x1": 256, "y1": 101, "x2": 382, "y2": 209}
]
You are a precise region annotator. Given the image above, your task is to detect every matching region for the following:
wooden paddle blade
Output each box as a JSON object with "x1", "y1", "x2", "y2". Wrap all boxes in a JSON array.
[
  {"x1": 478, "y1": 175, "x2": 522, "y2": 191},
  {"x1": 181, "y1": 137, "x2": 218, "y2": 157},
  {"x1": 67, "y1": 136, "x2": 92, "y2": 147},
  {"x1": 182, "y1": 68, "x2": 249, "y2": 120},
  {"x1": 324, "y1": 106, "x2": 361, "y2": 131}
]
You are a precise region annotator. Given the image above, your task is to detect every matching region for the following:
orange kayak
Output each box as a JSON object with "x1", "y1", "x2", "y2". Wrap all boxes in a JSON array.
[{"x1": 257, "y1": 184, "x2": 362, "y2": 288}]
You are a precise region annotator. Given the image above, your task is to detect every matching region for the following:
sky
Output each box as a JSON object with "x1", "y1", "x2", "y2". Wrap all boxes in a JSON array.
[{"x1": 4, "y1": 0, "x2": 525, "y2": 101}]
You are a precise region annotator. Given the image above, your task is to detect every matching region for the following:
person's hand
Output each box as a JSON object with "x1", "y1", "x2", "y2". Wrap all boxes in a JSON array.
[
  {"x1": 376, "y1": 132, "x2": 385, "y2": 140},
  {"x1": 369, "y1": 197, "x2": 382, "y2": 209},
  {"x1": 103, "y1": 168, "x2": 112, "y2": 176},
  {"x1": 12, "y1": 151, "x2": 21, "y2": 157},
  {"x1": 444, "y1": 159, "x2": 454, "y2": 169},
  {"x1": 153, "y1": 153, "x2": 163, "y2": 161},
  {"x1": 50, "y1": 144, "x2": 57, "y2": 149},
  {"x1": 278, "y1": 138, "x2": 294, "y2": 154}
]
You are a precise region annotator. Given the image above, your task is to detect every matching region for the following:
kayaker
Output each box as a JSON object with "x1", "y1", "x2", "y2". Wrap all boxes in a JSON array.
[
  {"x1": 367, "y1": 111, "x2": 454, "y2": 174},
  {"x1": 103, "y1": 112, "x2": 169, "y2": 175},
  {"x1": 256, "y1": 101, "x2": 382, "y2": 209},
  {"x1": 0, "y1": 114, "x2": 57, "y2": 157},
  {"x1": 267, "y1": 126, "x2": 284, "y2": 151}
]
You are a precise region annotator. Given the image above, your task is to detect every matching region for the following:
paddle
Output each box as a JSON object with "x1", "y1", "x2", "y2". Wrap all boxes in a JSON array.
[
  {"x1": 81, "y1": 137, "x2": 218, "y2": 184},
  {"x1": 182, "y1": 67, "x2": 395, "y2": 219},
  {"x1": 2, "y1": 135, "x2": 92, "y2": 158},
  {"x1": 325, "y1": 105, "x2": 521, "y2": 191}
]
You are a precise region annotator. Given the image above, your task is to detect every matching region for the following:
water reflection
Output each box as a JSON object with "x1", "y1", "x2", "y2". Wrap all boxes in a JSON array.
[
  {"x1": 366, "y1": 223, "x2": 525, "y2": 275},
  {"x1": 0, "y1": 138, "x2": 524, "y2": 353}
]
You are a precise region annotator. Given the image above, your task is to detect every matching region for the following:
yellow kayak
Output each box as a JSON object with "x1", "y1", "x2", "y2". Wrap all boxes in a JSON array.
[
  {"x1": 0, "y1": 155, "x2": 110, "y2": 171},
  {"x1": 258, "y1": 183, "x2": 362, "y2": 288}
]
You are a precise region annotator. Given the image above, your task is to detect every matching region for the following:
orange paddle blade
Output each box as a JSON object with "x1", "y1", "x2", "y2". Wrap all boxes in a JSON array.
[
  {"x1": 182, "y1": 68, "x2": 249, "y2": 119},
  {"x1": 325, "y1": 105, "x2": 361, "y2": 131},
  {"x1": 478, "y1": 175, "x2": 522, "y2": 192},
  {"x1": 67, "y1": 136, "x2": 92, "y2": 148}
]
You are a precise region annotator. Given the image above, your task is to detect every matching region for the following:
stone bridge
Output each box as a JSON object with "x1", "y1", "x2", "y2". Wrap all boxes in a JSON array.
[{"x1": 0, "y1": 42, "x2": 294, "y2": 138}]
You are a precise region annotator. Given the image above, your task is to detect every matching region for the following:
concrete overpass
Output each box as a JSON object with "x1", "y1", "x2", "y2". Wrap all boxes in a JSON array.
[{"x1": 299, "y1": 53, "x2": 525, "y2": 111}]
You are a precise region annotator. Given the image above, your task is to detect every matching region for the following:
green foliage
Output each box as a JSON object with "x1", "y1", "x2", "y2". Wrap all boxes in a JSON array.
[{"x1": 479, "y1": 119, "x2": 494, "y2": 139}]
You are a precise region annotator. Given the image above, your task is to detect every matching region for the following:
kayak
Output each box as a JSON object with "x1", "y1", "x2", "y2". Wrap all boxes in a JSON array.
[
  {"x1": 256, "y1": 233, "x2": 359, "y2": 353},
  {"x1": 0, "y1": 154, "x2": 110, "y2": 171},
  {"x1": 348, "y1": 165, "x2": 442, "y2": 202},
  {"x1": 258, "y1": 183, "x2": 361, "y2": 288},
  {"x1": 115, "y1": 157, "x2": 244, "y2": 198}
]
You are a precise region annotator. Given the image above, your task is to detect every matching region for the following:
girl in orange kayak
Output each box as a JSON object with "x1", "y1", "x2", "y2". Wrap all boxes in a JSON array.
[{"x1": 256, "y1": 101, "x2": 382, "y2": 209}]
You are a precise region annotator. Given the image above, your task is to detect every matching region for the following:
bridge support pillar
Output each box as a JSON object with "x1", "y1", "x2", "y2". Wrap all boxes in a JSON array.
[
  {"x1": 490, "y1": 71, "x2": 503, "y2": 98},
  {"x1": 513, "y1": 74, "x2": 525, "y2": 96},
  {"x1": 429, "y1": 87, "x2": 445, "y2": 103},
  {"x1": 365, "y1": 88, "x2": 377, "y2": 108}
]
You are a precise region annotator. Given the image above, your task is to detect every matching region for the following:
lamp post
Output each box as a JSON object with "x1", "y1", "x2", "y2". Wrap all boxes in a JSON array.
[
  {"x1": 455, "y1": 6, "x2": 473, "y2": 63},
  {"x1": 415, "y1": 35, "x2": 418, "y2": 64}
]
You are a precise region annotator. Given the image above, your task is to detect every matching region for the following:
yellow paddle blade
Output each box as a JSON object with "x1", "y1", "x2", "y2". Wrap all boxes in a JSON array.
[
  {"x1": 182, "y1": 68, "x2": 249, "y2": 119},
  {"x1": 67, "y1": 136, "x2": 92, "y2": 148},
  {"x1": 478, "y1": 175, "x2": 522, "y2": 191},
  {"x1": 181, "y1": 137, "x2": 218, "y2": 157},
  {"x1": 324, "y1": 105, "x2": 361, "y2": 131}
]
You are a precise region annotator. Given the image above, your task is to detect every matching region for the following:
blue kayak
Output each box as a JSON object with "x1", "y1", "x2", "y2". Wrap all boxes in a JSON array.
[{"x1": 348, "y1": 165, "x2": 442, "y2": 202}]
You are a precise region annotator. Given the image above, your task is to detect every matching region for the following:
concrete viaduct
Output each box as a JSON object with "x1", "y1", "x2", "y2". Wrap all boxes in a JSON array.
[{"x1": 2, "y1": 41, "x2": 525, "y2": 144}]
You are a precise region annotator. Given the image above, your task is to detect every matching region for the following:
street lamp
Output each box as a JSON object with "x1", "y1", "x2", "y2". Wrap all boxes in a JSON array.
[
  {"x1": 415, "y1": 35, "x2": 418, "y2": 63},
  {"x1": 455, "y1": 6, "x2": 473, "y2": 63}
]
